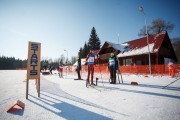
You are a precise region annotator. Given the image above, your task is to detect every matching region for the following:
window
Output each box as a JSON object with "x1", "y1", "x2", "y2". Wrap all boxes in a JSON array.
[{"x1": 123, "y1": 58, "x2": 132, "y2": 66}]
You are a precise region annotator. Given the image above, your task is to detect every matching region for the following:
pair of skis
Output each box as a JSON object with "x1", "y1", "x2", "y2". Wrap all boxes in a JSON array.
[
  {"x1": 74, "y1": 78, "x2": 83, "y2": 80},
  {"x1": 86, "y1": 80, "x2": 101, "y2": 92}
]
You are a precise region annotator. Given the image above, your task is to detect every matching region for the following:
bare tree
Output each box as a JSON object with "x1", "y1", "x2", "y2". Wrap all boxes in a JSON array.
[
  {"x1": 70, "y1": 56, "x2": 77, "y2": 65},
  {"x1": 138, "y1": 26, "x2": 152, "y2": 36},
  {"x1": 138, "y1": 18, "x2": 174, "y2": 37},
  {"x1": 56, "y1": 54, "x2": 65, "y2": 65}
]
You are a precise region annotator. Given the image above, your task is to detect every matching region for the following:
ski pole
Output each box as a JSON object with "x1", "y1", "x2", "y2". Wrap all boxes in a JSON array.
[
  {"x1": 117, "y1": 57, "x2": 123, "y2": 83},
  {"x1": 98, "y1": 56, "x2": 104, "y2": 87},
  {"x1": 162, "y1": 77, "x2": 180, "y2": 89}
]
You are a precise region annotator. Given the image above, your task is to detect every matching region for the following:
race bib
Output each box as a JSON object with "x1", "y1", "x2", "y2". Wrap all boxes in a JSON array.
[
  {"x1": 109, "y1": 59, "x2": 115, "y2": 66},
  {"x1": 88, "y1": 56, "x2": 94, "y2": 63}
]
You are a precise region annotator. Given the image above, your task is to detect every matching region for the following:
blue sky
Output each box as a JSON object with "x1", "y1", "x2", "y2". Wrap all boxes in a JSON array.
[{"x1": 0, "y1": 0, "x2": 180, "y2": 60}]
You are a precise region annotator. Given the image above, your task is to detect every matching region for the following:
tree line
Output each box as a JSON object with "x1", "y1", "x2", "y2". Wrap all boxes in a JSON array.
[
  {"x1": 0, "y1": 56, "x2": 27, "y2": 70},
  {"x1": 0, "y1": 55, "x2": 77, "y2": 70}
]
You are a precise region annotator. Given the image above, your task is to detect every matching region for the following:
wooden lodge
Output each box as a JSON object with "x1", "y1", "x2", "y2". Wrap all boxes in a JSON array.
[{"x1": 98, "y1": 31, "x2": 177, "y2": 65}]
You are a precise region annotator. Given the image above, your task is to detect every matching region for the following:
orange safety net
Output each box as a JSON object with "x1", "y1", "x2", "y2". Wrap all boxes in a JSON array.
[
  {"x1": 17, "y1": 64, "x2": 180, "y2": 77},
  {"x1": 71, "y1": 64, "x2": 180, "y2": 77}
]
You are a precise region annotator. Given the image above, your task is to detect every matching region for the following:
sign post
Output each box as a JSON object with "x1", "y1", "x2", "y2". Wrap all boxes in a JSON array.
[{"x1": 26, "y1": 41, "x2": 41, "y2": 99}]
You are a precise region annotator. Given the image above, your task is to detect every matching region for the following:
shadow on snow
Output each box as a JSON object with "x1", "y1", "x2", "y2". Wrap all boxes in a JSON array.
[{"x1": 27, "y1": 76, "x2": 129, "y2": 120}]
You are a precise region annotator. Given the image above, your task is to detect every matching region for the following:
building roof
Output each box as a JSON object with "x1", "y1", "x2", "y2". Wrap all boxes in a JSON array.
[
  {"x1": 98, "y1": 41, "x2": 123, "y2": 55},
  {"x1": 106, "y1": 41, "x2": 125, "y2": 51},
  {"x1": 117, "y1": 31, "x2": 167, "y2": 57}
]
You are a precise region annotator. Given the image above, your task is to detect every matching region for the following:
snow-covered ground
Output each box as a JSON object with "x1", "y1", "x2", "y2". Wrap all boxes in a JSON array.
[{"x1": 0, "y1": 70, "x2": 179, "y2": 120}]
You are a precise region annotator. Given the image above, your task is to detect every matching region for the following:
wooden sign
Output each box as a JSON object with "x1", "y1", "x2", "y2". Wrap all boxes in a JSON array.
[
  {"x1": 26, "y1": 41, "x2": 41, "y2": 99},
  {"x1": 27, "y1": 42, "x2": 41, "y2": 80}
]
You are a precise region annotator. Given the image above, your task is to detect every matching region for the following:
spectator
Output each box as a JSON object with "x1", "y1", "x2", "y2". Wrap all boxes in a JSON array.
[
  {"x1": 168, "y1": 60, "x2": 175, "y2": 77},
  {"x1": 43, "y1": 60, "x2": 48, "y2": 71},
  {"x1": 74, "y1": 57, "x2": 82, "y2": 80},
  {"x1": 49, "y1": 65, "x2": 53, "y2": 74}
]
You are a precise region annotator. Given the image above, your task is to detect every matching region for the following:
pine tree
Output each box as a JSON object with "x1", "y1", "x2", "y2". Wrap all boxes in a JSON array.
[
  {"x1": 78, "y1": 47, "x2": 83, "y2": 59},
  {"x1": 0, "y1": 56, "x2": 27, "y2": 70},
  {"x1": 88, "y1": 27, "x2": 101, "y2": 50},
  {"x1": 82, "y1": 42, "x2": 89, "y2": 58}
]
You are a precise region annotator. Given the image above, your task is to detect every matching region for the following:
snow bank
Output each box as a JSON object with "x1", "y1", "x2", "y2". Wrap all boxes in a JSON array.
[{"x1": 0, "y1": 70, "x2": 179, "y2": 120}]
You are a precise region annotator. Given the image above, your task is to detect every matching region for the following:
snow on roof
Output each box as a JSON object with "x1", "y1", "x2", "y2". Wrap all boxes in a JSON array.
[
  {"x1": 118, "y1": 43, "x2": 155, "y2": 57},
  {"x1": 121, "y1": 43, "x2": 129, "y2": 46},
  {"x1": 106, "y1": 41, "x2": 125, "y2": 51}
]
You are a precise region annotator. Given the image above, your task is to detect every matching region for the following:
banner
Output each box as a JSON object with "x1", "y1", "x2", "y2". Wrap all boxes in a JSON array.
[{"x1": 27, "y1": 41, "x2": 41, "y2": 79}]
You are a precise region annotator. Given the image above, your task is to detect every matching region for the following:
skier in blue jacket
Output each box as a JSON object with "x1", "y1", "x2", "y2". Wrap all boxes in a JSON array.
[{"x1": 108, "y1": 53, "x2": 118, "y2": 84}]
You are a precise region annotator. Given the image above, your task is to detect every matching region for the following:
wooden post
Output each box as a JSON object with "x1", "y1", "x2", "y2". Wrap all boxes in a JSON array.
[
  {"x1": 38, "y1": 79, "x2": 40, "y2": 97},
  {"x1": 36, "y1": 79, "x2": 38, "y2": 92},
  {"x1": 26, "y1": 79, "x2": 29, "y2": 99}
]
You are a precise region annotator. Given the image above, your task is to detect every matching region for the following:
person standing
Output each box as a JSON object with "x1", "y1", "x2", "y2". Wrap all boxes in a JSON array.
[
  {"x1": 108, "y1": 53, "x2": 118, "y2": 84},
  {"x1": 49, "y1": 65, "x2": 53, "y2": 74},
  {"x1": 58, "y1": 64, "x2": 63, "y2": 78},
  {"x1": 168, "y1": 60, "x2": 175, "y2": 77},
  {"x1": 43, "y1": 60, "x2": 48, "y2": 72},
  {"x1": 75, "y1": 57, "x2": 82, "y2": 80},
  {"x1": 86, "y1": 50, "x2": 96, "y2": 86}
]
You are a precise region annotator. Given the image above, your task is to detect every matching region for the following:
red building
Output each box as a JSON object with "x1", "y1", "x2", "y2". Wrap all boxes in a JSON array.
[{"x1": 98, "y1": 32, "x2": 177, "y2": 65}]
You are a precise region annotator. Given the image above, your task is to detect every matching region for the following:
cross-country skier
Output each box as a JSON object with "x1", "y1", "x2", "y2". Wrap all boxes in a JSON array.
[
  {"x1": 86, "y1": 50, "x2": 96, "y2": 86},
  {"x1": 108, "y1": 53, "x2": 118, "y2": 84}
]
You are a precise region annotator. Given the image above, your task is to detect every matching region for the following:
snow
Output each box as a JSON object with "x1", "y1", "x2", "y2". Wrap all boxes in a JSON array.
[
  {"x1": 106, "y1": 41, "x2": 125, "y2": 51},
  {"x1": 0, "y1": 70, "x2": 180, "y2": 120},
  {"x1": 117, "y1": 43, "x2": 155, "y2": 57},
  {"x1": 121, "y1": 43, "x2": 129, "y2": 46}
]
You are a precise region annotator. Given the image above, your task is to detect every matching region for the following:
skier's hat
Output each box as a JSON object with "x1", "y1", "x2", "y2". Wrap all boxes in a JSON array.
[{"x1": 111, "y1": 53, "x2": 114, "y2": 57}]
